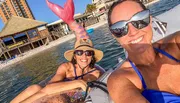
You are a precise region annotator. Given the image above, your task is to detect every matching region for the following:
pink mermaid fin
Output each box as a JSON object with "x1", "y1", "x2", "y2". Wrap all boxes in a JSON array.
[
  {"x1": 46, "y1": 0, "x2": 89, "y2": 40},
  {"x1": 46, "y1": 0, "x2": 74, "y2": 24}
]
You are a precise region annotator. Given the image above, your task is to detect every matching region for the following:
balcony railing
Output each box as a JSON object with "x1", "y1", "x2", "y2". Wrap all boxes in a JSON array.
[{"x1": 7, "y1": 41, "x2": 24, "y2": 49}]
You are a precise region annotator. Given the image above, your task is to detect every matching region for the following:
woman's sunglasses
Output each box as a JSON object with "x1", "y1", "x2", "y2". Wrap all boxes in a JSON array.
[
  {"x1": 109, "y1": 10, "x2": 150, "y2": 38},
  {"x1": 74, "y1": 50, "x2": 94, "y2": 56}
]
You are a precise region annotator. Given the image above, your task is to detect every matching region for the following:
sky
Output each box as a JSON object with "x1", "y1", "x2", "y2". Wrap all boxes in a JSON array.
[{"x1": 0, "y1": 0, "x2": 92, "y2": 31}]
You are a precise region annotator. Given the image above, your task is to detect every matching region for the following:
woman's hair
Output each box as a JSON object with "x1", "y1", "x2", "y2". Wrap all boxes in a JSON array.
[
  {"x1": 108, "y1": 0, "x2": 147, "y2": 26},
  {"x1": 71, "y1": 54, "x2": 96, "y2": 69}
]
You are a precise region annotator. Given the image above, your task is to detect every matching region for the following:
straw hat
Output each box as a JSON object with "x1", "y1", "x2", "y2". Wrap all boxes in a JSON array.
[{"x1": 64, "y1": 38, "x2": 103, "y2": 62}]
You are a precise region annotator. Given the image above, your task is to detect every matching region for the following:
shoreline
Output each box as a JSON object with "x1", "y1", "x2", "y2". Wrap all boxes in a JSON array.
[
  {"x1": 0, "y1": 21, "x2": 108, "y2": 69},
  {"x1": 145, "y1": 0, "x2": 160, "y2": 6}
]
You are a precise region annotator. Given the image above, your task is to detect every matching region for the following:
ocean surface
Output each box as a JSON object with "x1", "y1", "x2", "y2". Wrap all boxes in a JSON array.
[{"x1": 0, "y1": 0, "x2": 180, "y2": 102}]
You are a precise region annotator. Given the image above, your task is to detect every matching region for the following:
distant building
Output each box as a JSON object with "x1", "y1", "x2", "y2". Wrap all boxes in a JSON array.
[
  {"x1": 0, "y1": 0, "x2": 34, "y2": 23},
  {"x1": 92, "y1": 0, "x2": 156, "y2": 14},
  {"x1": 140, "y1": 0, "x2": 150, "y2": 4},
  {"x1": 91, "y1": 0, "x2": 118, "y2": 21},
  {"x1": 92, "y1": 0, "x2": 118, "y2": 14},
  {"x1": 91, "y1": 0, "x2": 157, "y2": 21},
  {"x1": 0, "y1": 16, "x2": 53, "y2": 61},
  {"x1": 47, "y1": 13, "x2": 99, "y2": 37}
]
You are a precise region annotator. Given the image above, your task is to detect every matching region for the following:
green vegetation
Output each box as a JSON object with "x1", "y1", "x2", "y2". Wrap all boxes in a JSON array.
[{"x1": 85, "y1": 4, "x2": 96, "y2": 13}]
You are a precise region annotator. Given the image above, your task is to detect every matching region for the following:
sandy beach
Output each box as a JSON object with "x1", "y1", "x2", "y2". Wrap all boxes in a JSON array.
[{"x1": 0, "y1": 21, "x2": 108, "y2": 69}]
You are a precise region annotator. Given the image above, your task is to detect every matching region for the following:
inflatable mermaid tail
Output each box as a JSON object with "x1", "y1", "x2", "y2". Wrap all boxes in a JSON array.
[{"x1": 46, "y1": 0, "x2": 89, "y2": 40}]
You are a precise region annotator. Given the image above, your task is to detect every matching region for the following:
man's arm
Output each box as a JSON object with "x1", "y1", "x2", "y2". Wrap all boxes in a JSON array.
[{"x1": 107, "y1": 70, "x2": 149, "y2": 103}]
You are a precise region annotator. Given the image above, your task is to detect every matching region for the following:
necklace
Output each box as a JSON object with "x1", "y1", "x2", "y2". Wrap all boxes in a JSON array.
[{"x1": 77, "y1": 64, "x2": 89, "y2": 79}]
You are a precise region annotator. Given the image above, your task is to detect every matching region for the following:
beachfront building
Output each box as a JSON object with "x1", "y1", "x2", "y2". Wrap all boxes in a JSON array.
[
  {"x1": 47, "y1": 13, "x2": 99, "y2": 36},
  {"x1": 92, "y1": 0, "x2": 157, "y2": 13},
  {"x1": 47, "y1": 19, "x2": 70, "y2": 37},
  {"x1": 140, "y1": 0, "x2": 149, "y2": 3},
  {"x1": 0, "y1": 0, "x2": 34, "y2": 23},
  {"x1": 92, "y1": 0, "x2": 118, "y2": 13},
  {"x1": 140, "y1": 0, "x2": 156, "y2": 4},
  {"x1": 74, "y1": 13, "x2": 99, "y2": 27},
  {"x1": 91, "y1": 0, "x2": 158, "y2": 21},
  {"x1": 91, "y1": 0, "x2": 118, "y2": 21},
  {"x1": 0, "y1": 16, "x2": 53, "y2": 61}
]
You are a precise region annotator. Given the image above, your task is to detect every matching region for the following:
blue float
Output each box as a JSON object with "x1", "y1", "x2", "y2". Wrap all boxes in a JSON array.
[{"x1": 86, "y1": 28, "x2": 94, "y2": 33}]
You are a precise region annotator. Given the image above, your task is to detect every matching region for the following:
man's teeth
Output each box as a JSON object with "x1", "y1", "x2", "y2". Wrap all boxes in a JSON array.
[{"x1": 131, "y1": 37, "x2": 143, "y2": 44}]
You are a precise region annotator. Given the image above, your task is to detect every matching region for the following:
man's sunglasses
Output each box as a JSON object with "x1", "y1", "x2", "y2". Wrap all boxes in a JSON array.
[
  {"x1": 74, "y1": 50, "x2": 94, "y2": 56},
  {"x1": 109, "y1": 10, "x2": 150, "y2": 38}
]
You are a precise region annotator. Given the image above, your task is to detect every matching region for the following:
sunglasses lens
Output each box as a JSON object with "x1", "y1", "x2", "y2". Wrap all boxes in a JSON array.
[
  {"x1": 74, "y1": 50, "x2": 94, "y2": 56},
  {"x1": 85, "y1": 50, "x2": 94, "y2": 56},
  {"x1": 131, "y1": 17, "x2": 150, "y2": 29},
  {"x1": 110, "y1": 26, "x2": 128, "y2": 38},
  {"x1": 74, "y1": 50, "x2": 83, "y2": 56}
]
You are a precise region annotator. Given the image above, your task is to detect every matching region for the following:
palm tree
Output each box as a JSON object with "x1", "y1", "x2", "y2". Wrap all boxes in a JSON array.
[{"x1": 86, "y1": 4, "x2": 97, "y2": 13}]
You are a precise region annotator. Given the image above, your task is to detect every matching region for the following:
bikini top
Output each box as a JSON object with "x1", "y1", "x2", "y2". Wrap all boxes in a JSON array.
[
  {"x1": 64, "y1": 64, "x2": 97, "y2": 81},
  {"x1": 129, "y1": 48, "x2": 180, "y2": 103}
]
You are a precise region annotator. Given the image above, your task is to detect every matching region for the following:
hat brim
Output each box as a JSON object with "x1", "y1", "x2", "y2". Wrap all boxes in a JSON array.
[{"x1": 64, "y1": 46, "x2": 103, "y2": 62}]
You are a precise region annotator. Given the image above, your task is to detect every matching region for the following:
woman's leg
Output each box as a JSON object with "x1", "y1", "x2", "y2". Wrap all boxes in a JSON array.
[{"x1": 10, "y1": 84, "x2": 42, "y2": 103}]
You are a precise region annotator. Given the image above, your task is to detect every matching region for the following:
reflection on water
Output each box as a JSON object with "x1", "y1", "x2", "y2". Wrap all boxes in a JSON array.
[{"x1": 0, "y1": 0, "x2": 180, "y2": 102}]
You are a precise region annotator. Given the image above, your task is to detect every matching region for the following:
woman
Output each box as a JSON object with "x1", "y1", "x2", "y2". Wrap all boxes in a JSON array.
[
  {"x1": 11, "y1": 0, "x2": 104, "y2": 103},
  {"x1": 11, "y1": 39, "x2": 104, "y2": 103},
  {"x1": 107, "y1": 0, "x2": 180, "y2": 103}
]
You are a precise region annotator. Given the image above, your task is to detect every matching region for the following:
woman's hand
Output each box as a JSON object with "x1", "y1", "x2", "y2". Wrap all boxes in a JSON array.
[{"x1": 77, "y1": 80, "x2": 88, "y2": 91}]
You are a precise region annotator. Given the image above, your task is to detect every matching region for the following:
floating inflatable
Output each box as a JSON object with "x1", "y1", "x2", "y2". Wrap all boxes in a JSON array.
[{"x1": 86, "y1": 28, "x2": 94, "y2": 34}]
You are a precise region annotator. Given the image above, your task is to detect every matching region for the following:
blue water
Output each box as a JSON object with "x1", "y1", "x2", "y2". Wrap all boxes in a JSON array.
[{"x1": 0, "y1": 0, "x2": 180, "y2": 102}]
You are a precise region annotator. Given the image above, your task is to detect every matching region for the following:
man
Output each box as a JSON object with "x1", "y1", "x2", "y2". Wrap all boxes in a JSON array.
[{"x1": 107, "y1": 0, "x2": 180, "y2": 103}]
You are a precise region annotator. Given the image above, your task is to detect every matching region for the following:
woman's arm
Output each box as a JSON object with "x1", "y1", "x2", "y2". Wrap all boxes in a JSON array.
[
  {"x1": 47, "y1": 63, "x2": 68, "y2": 83},
  {"x1": 21, "y1": 79, "x2": 87, "y2": 103},
  {"x1": 20, "y1": 63, "x2": 87, "y2": 103},
  {"x1": 11, "y1": 63, "x2": 68, "y2": 103}
]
